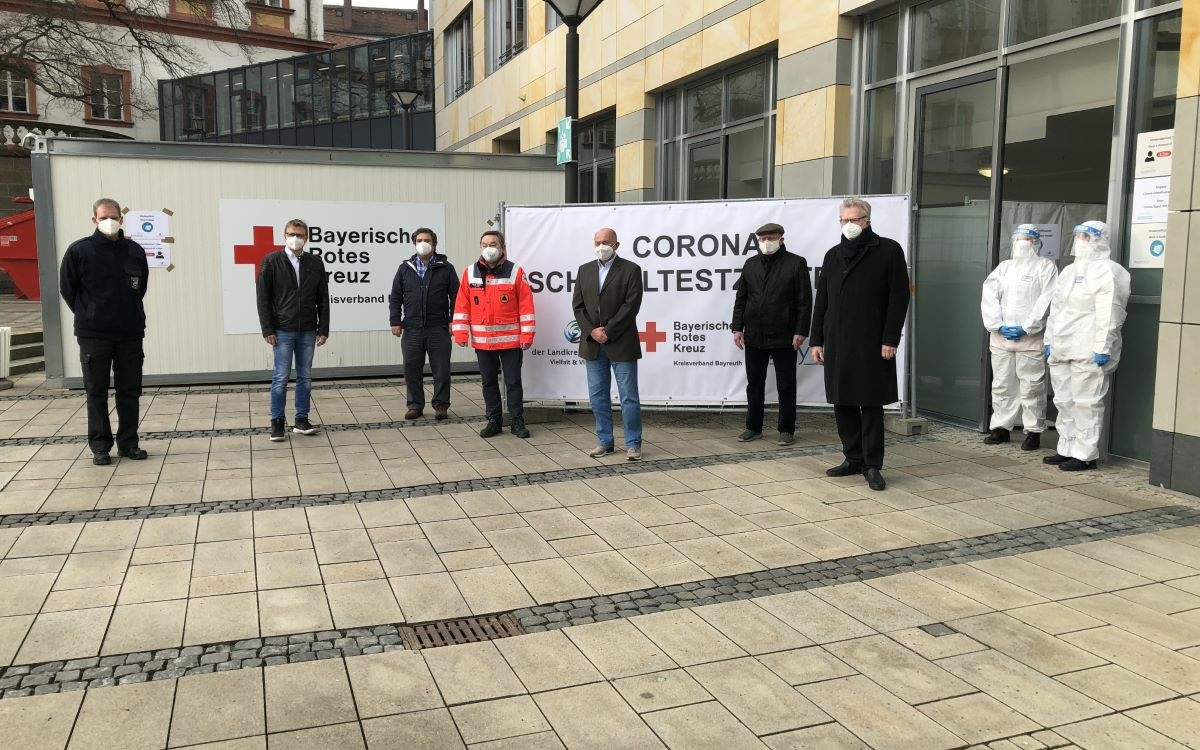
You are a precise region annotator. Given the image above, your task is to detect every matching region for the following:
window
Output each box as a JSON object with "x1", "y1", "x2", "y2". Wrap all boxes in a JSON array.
[
  {"x1": 1009, "y1": 0, "x2": 1119, "y2": 44},
  {"x1": 85, "y1": 68, "x2": 130, "y2": 123},
  {"x1": 0, "y1": 69, "x2": 32, "y2": 114},
  {"x1": 577, "y1": 114, "x2": 616, "y2": 202},
  {"x1": 546, "y1": 4, "x2": 563, "y2": 33},
  {"x1": 487, "y1": 0, "x2": 526, "y2": 74},
  {"x1": 658, "y1": 58, "x2": 775, "y2": 201},
  {"x1": 446, "y1": 8, "x2": 473, "y2": 101},
  {"x1": 255, "y1": 0, "x2": 283, "y2": 6},
  {"x1": 911, "y1": 0, "x2": 1001, "y2": 71}
]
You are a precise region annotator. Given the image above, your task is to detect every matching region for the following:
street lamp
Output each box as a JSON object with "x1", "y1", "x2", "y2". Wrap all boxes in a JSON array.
[
  {"x1": 544, "y1": 0, "x2": 606, "y2": 203},
  {"x1": 389, "y1": 87, "x2": 423, "y2": 150}
]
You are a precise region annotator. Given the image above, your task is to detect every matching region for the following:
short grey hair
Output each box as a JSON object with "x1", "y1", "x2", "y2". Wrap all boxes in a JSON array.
[
  {"x1": 840, "y1": 197, "x2": 872, "y2": 218},
  {"x1": 92, "y1": 198, "x2": 121, "y2": 216}
]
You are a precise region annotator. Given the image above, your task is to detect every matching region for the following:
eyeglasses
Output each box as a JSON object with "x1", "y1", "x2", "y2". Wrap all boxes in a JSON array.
[
  {"x1": 285, "y1": 232, "x2": 306, "y2": 238},
  {"x1": 839, "y1": 215, "x2": 868, "y2": 225},
  {"x1": 480, "y1": 242, "x2": 502, "y2": 249}
]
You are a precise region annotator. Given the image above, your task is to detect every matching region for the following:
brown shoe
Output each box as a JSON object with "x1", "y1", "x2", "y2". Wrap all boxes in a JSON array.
[
  {"x1": 404, "y1": 408, "x2": 422, "y2": 420},
  {"x1": 434, "y1": 406, "x2": 449, "y2": 420}
]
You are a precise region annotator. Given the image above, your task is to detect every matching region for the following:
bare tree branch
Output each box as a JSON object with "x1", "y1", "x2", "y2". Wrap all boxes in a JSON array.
[{"x1": 0, "y1": 0, "x2": 255, "y2": 114}]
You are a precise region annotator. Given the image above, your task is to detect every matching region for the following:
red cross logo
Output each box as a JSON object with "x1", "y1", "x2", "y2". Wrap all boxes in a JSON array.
[
  {"x1": 233, "y1": 225, "x2": 280, "y2": 281},
  {"x1": 639, "y1": 321, "x2": 668, "y2": 353}
]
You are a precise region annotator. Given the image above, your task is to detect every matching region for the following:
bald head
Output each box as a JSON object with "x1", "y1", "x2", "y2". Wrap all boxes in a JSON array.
[{"x1": 594, "y1": 227, "x2": 618, "y2": 246}]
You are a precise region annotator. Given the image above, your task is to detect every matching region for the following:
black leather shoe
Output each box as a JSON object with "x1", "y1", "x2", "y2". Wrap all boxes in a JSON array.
[
  {"x1": 117, "y1": 447, "x2": 148, "y2": 460},
  {"x1": 479, "y1": 421, "x2": 503, "y2": 438},
  {"x1": 1042, "y1": 453, "x2": 1070, "y2": 465},
  {"x1": 864, "y1": 468, "x2": 886, "y2": 491},
  {"x1": 825, "y1": 460, "x2": 863, "y2": 477},
  {"x1": 93, "y1": 453, "x2": 111, "y2": 466},
  {"x1": 1059, "y1": 458, "x2": 1097, "y2": 471}
]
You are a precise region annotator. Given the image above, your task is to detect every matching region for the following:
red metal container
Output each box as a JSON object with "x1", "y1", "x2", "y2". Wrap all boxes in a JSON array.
[{"x1": 0, "y1": 200, "x2": 39, "y2": 300}]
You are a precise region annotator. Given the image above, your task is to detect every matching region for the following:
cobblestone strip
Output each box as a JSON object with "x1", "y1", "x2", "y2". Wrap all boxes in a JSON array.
[
  {"x1": 0, "y1": 440, "x2": 864, "y2": 528},
  {"x1": 2, "y1": 504, "x2": 1197, "y2": 700}
]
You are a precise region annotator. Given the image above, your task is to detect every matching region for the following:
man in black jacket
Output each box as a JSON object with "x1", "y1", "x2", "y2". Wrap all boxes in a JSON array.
[
  {"x1": 255, "y1": 218, "x2": 330, "y2": 442},
  {"x1": 59, "y1": 198, "x2": 150, "y2": 465},
  {"x1": 731, "y1": 222, "x2": 813, "y2": 446},
  {"x1": 389, "y1": 228, "x2": 458, "y2": 420},
  {"x1": 810, "y1": 198, "x2": 911, "y2": 491}
]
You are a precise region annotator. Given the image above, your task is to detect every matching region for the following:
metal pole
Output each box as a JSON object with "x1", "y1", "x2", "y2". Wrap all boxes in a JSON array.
[
  {"x1": 406, "y1": 107, "x2": 414, "y2": 150},
  {"x1": 564, "y1": 21, "x2": 580, "y2": 203}
]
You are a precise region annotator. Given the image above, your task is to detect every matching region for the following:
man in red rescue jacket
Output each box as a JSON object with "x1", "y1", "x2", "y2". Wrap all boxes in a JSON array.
[{"x1": 453, "y1": 230, "x2": 536, "y2": 438}]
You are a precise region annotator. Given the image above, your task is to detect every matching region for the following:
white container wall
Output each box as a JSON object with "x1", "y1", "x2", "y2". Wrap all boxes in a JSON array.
[{"x1": 33, "y1": 140, "x2": 562, "y2": 386}]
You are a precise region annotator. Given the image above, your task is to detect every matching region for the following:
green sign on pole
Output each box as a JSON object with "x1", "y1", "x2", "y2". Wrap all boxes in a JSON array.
[{"x1": 556, "y1": 117, "x2": 574, "y2": 165}]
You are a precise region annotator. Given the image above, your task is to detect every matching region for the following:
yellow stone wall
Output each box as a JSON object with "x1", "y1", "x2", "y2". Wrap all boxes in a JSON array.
[{"x1": 432, "y1": 0, "x2": 853, "y2": 190}]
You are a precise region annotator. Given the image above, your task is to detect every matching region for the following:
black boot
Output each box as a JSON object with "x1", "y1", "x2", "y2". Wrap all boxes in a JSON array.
[
  {"x1": 983, "y1": 427, "x2": 1010, "y2": 445},
  {"x1": 510, "y1": 417, "x2": 530, "y2": 439},
  {"x1": 479, "y1": 420, "x2": 503, "y2": 438},
  {"x1": 1020, "y1": 432, "x2": 1041, "y2": 451}
]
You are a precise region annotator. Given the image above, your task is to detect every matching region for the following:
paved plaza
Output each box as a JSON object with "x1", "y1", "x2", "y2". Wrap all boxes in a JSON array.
[{"x1": 0, "y1": 370, "x2": 1199, "y2": 749}]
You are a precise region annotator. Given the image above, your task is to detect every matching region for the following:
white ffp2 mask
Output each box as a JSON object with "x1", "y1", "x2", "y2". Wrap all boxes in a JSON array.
[
  {"x1": 97, "y1": 218, "x2": 121, "y2": 238},
  {"x1": 595, "y1": 244, "x2": 615, "y2": 261},
  {"x1": 481, "y1": 247, "x2": 502, "y2": 264},
  {"x1": 758, "y1": 239, "x2": 781, "y2": 255},
  {"x1": 285, "y1": 236, "x2": 306, "y2": 252},
  {"x1": 416, "y1": 241, "x2": 434, "y2": 257},
  {"x1": 841, "y1": 223, "x2": 863, "y2": 241}
]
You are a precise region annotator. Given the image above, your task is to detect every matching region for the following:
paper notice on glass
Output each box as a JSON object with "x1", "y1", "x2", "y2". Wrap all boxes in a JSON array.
[
  {"x1": 126, "y1": 210, "x2": 172, "y2": 269},
  {"x1": 1134, "y1": 129, "x2": 1173, "y2": 179},
  {"x1": 1130, "y1": 222, "x2": 1167, "y2": 269},
  {"x1": 1131, "y1": 176, "x2": 1171, "y2": 224}
]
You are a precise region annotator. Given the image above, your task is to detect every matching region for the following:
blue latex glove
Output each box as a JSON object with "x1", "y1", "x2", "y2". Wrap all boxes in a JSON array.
[
  {"x1": 1044, "y1": 345, "x2": 1052, "y2": 360},
  {"x1": 1001, "y1": 326, "x2": 1026, "y2": 341},
  {"x1": 1094, "y1": 352, "x2": 1111, "y2": 366}
]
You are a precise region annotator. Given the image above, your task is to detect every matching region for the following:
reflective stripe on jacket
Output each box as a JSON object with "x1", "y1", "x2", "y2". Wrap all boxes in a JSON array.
[{"x1": 452, "y1": 258, "x2": 536, "y2": 350}]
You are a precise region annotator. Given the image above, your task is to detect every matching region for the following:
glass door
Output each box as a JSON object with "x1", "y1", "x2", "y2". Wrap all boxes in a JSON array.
[{"x1": 911, "y1": 75, "x2": 997, "y2": 424}]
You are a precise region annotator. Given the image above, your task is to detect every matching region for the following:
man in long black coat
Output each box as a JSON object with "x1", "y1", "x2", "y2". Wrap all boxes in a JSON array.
[
  {"x1": 731, "y1": 222, "x2": 812, "y2": 446},
  {"x1": 810, "y1": 198, "x2": 910, "y2": 491}
]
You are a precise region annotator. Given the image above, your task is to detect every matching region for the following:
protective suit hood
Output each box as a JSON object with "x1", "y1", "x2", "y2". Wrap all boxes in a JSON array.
[
  {"x1": 1069, "y1": 220, "x2": 1112, "y2": 263},
  {"x1": 1010, "y1": 223, "x2": 1042, "y2": 261}
]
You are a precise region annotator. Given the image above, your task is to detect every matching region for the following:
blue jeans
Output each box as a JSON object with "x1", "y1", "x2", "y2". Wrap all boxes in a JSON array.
[
  {"x1": 586, "y1": 345, "x2": 642, "y2": 448},
  {"x1": 271, "y1": 330, "x2": 316, "y2": 420}
]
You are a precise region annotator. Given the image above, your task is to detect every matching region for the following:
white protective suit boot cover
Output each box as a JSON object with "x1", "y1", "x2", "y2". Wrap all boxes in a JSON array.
[{"x1": 990, "y1": 348, "x2": 1048, "y2": 432}]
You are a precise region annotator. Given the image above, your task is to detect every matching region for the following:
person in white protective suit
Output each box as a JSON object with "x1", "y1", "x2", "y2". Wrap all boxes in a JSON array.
[
  {"x1": 1042, "y1": 220, "x2": 1131, "y2": 471},
  {"x1": 980, "y1": 224, "x2": 1058, "y2": 450}
]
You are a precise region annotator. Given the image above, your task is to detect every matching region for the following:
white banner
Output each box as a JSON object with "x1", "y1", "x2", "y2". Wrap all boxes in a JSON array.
[
  {"x1": 505, "y1": 197, "x2": 910, "y2": 405},
  {"x1": 218, "y1": 199, "x2": 446, "y2": 333}
]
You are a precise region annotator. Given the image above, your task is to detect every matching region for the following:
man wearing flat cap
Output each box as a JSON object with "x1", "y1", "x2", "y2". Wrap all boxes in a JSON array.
[{"x1": 731, "y1": 221, "x2": 813, "y2": 445}]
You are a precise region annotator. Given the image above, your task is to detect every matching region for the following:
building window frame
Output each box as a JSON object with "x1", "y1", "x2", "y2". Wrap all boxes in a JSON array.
[
  {"x1": 446, "y1": 7, "x2": 474, "y2": 102},
  {"x1": 576, "y1": 112, "x2": 616, "y2": 203},
  {"x1": 657, "y1": 56, "x2": 776, "y2": 201},
  {"x1": 546, "y1": 4, "x2": 563, "y2": 33},
  {"x1": 82, "y1": 66, "x2": 132, "y2": 127},
  {"x1": 486, "y1": 0, "x2": 527, "y2": 74},
  {"x1": 0, "y1": 64, "x2": 37, "y2": 118}
]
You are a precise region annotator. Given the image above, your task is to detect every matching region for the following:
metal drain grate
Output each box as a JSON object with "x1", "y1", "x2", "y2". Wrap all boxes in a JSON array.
[{"x1": 401, "y1": 614, "x2": 524, "y2": 650}]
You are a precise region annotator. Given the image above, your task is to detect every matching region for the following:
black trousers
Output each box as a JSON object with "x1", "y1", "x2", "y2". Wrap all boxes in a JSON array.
[
  {"x1": 745, "y1": 346, "x2": 798, "y2": 433},
  {"x1": 402, "y1": 326, "x2": 452, "y2": 410},
  {"x1": 78, "y1": 336, "x2": 143, "y2": 454},
  {"x1": 834, "y1": 404, "x2": 885, "y2": 470},
  {"x1": 477, "y1": 347, "x2": 524, "y2": 423}
]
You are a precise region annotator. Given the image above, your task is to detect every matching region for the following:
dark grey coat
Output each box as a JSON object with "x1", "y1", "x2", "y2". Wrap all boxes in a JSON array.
[
  {"x1": 730, "y1": 246, "x2": 812, "y2": 349},
  {"x1": 572, "y1": 255, "x2": 644, "y2": 362},
  {"x1": 810, "y1": 230, "x2": 910, "y2": 406}
]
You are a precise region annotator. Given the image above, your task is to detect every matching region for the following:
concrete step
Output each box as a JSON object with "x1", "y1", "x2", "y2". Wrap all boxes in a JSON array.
[
  {"x1": 12, "y1": 340, "x2": 43, "y2": 359},
  {"x1": 10, "y1": 355, "x2": 43, "y2": 375},
  {"x1": 11, "y1": 330, "x2": 42, "y2": 346}
]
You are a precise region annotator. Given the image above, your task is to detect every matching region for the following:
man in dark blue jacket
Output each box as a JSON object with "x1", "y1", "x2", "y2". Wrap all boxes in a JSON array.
[
  {"x1": 59, "y1": 198, "x2": 150, "y2": 465},
  {"x1": 389, "y1": 228, "x2": 459, "y2": 420}
]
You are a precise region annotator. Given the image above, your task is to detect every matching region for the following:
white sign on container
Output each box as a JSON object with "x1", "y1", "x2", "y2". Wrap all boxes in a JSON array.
[
  {"x1": 126, "y1": 210, "x2": 171, "y2": 269},
  {"x1": 218, "y1": 199, "x2": 446, "y2": 334}
]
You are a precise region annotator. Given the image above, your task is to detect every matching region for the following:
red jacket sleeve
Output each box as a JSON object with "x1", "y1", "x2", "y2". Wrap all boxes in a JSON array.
[
  {"x1": 452, "y1": 268, "x2": 471, "y2": 344},
  {"x1": 516, "y1": 266, "x2": 536, "y2": 346}
]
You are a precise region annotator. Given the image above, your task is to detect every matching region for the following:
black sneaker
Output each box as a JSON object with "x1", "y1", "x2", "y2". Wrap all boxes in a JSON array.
[
  {"x1": 92, "y1": 452, "x2": 111, "y2": 466},
  {"x1": 479, "y1": 421, "x2": 503, "y2": 438},
  {"x1": 510, "y1": 418, "x2": 531, "y2": 439},
  {"x1": 270, "y1": 418, "x2": 287, "y2": 442},
  {"x1": 983, "y1": 427, "x2": 1010, "y2": 444},
  {"x1": 1059, "y1": 458, "x2": 1097, "y2": 471},
  {"x1": 293, "y1": 417, "x2": 319, "y2": 435},
  {"x1": 777, "y1": 432, "x2": 794, "y2": 446},
  {"x1": 117, "y1": 447, "x2": 148, "y2": 460},
  {"x1": 737, "y1": 430, "x2": 761, "y2": 442}
]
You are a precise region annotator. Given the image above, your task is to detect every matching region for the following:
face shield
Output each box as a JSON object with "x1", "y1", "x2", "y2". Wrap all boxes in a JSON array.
[
  {"x1": 1010, "y1": 225, "x2": 1042, "y2": 260},
  {"x1": 1070, "y1": 221, "x2": 1110, "y2": 261}
]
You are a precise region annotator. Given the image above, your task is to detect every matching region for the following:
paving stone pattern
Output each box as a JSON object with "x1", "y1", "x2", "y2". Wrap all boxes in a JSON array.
[
  {"x1": 0, "y1": 439, "x2": 881, "y2": 528},
  {"x1": 3, "y1": 502, "x2": 1195, "y2": 701}
]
